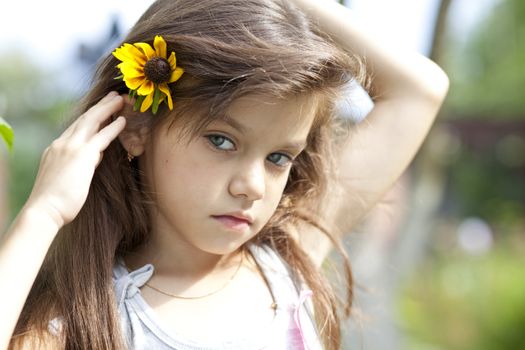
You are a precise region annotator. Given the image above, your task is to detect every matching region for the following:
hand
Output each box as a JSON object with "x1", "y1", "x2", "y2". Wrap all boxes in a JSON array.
[{"x1": 24, "y1": 91, "x2": 126, "y2": 229}]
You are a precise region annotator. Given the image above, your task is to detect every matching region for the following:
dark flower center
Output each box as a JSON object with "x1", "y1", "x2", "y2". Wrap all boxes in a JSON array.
[{"x1": 144, "y1": 57, "x2": 171, "y2": 84}]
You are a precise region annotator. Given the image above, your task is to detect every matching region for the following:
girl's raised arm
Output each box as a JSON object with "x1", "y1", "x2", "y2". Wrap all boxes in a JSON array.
[
  {"x1": 290, "y1": 0, "x2": 449, "y2": 266},
  {"x1": 0, "y1": 92, "x2": 126, "y2": 349}
]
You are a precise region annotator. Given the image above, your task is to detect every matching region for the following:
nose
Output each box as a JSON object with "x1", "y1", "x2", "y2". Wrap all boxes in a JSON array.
[{"x1": 228, "y1": 160, "x2": 265, "y2": 201}]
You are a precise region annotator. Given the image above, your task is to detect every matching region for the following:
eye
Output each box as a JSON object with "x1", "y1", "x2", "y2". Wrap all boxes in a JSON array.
[
  {"x1": 267, "y1": 153, "x2": 292, "y2": 167},
  {"x1": 206, "y1": 134, "x2": 236, "y2": 151}
]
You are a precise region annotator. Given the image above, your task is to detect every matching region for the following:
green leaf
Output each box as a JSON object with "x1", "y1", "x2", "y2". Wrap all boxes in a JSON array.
[
  {"x1": 133, "y1": 95, "x2": 145, "y2": 112},
  {"x1": 151, "y1": 87, "x2": 161, "y2": 115},
  {"x1": 0, "y1": 116, "x2": 14, "y2": 152}
]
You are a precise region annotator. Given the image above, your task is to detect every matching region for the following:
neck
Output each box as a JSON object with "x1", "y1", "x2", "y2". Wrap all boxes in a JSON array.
[{"x1": 123, "y1": 223, "x2": 245, "y2": 279}]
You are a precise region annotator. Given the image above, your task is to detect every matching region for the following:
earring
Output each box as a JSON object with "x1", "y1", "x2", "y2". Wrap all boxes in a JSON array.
[{"x1": 127, "y1": 144, "x2": 135, "y2": 162}]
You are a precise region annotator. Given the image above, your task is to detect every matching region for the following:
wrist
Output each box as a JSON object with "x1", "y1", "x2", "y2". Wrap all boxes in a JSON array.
[{"x1": 19, "y1": 202, "x2": 63, "y2": 235}]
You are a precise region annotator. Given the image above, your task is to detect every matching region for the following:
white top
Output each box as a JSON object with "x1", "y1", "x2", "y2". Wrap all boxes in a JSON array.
[{"x1": 111, "y1": 243, "x2": 323, "y2": 349}]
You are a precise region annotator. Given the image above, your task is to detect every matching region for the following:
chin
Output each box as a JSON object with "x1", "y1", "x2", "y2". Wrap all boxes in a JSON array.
[{"x1": 199, "y1": 237, "x2": 252, "y2": 256}]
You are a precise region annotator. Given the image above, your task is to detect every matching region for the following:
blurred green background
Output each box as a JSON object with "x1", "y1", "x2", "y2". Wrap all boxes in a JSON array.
[
  {"x1": 397, "y1": 0, "x2": 525, "y2": 349},
  {"x1": 1, "y1": 0, "x2": 524, "y2": 349}
]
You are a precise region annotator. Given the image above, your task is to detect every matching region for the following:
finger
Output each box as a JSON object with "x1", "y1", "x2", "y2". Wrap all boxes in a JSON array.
[
  {"x1": 95, "y1": 90, "x2": 119, "y2": 104},
  {"x1": 90, "y1": 116, "x2": 127, "y2": 151},
  {"x1": 82, "y1": 94, "x2": 124, "y2": 128},
  {"x1": 70, "y1": 95, "x2": 125, "y2": 141},
  {"x1": 60, "y1": 91, "x2": 120, "y2": 139},
  {"x1": 104, "y1": 90, "x2": 119, "y2": 100},
  {"x1": 95, "y1": 151, "x2": 104, "y2": 168}
]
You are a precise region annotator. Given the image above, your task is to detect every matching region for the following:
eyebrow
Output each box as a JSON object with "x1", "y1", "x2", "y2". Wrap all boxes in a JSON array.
[
  {"x1": 222, "y1": 115, "x2": 250, "y2": 134},
  {"x1": 220, "y1": 115, "x2": 307, "y2": 153}
]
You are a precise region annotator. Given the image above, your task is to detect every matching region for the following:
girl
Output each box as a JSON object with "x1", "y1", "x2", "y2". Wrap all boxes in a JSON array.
[{"x1": 0, "y1": 0, "x2": 449, "y2": 349}]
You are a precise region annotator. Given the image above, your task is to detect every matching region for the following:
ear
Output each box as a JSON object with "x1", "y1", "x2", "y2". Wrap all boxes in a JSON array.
[{"x1": 117, "y1": 95, "x2": 151, "y2": 157}]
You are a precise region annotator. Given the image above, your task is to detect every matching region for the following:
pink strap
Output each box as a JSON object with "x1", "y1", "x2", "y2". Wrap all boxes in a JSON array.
[{"x1": 292, "y1": 289, "x2": 314, "y2": 349}]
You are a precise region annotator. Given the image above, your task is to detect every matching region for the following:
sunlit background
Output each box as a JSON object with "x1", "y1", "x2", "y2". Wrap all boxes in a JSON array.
[{"x1": 1, "y1": 0, "x2": 524, "y2": 349}]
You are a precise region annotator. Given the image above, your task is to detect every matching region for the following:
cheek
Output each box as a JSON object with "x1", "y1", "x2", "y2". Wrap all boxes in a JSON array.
[
  {"x1": 264, "y1": 173, "x2": 290, "y2": 211},
  {"x1": 160, "y1": 144, "x2": 237, "y2": 206},
  {"x1": 162, "y1": 153, "x2": 217, "y2": 194}
]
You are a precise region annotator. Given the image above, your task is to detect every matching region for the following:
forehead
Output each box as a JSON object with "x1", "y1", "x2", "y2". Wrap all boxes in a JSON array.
[{"x1": 223, "y1": 93, "x2": 319, "y2": 136}]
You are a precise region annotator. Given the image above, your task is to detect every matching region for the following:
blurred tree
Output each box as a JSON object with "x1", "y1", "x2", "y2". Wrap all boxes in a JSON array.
[
  {"x1": 0, "y1": 15, "x2": 125, "y2": 229},
  {"x1": 444, "y1": 0, "x2": 525, "y2": 117},
  {"x1": 398, "y1": 0, "x2": 525, "y2": 348},
  {"x1": 0, "y1": 52, "x2": 72, "y2": 225},
  {"x1": 439, "y1": 0, "x2": 525, "y2": 231}
]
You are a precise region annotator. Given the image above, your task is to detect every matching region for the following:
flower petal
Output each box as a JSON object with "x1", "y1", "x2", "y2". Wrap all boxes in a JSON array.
[
  {"x1": 167, "y1": 52, "x2": 176, "y2": 69},
  {"x1": 123, "y1": 44, "x2": 147, "y2": 65},
  {"x1": 112, "y1": 47, "x2": 129, "y2": 63},
  {"x1": 159, "y1": 83, "x2": 173, "y2": 110},
  {"x1": 120, "y1": 63, "x2": 144, "y2": 79},
  {"x1": 118, "y1": 59, "x2": 143, "y2": 71},
  {"x1": 169, "y1": 67, "x2": 184, "y2": 83},
  {"x1": 154, "y1": 35, "x2": 167, "y2": 59},
  {"x1": 113, "y1": 44, "x2": 147, "y2": 66},
  {"x1": 124, "y1": 76, "x2": 146, "y2": 90},
  {"x1": 137, "y1": 80, "x2": 154, "y2": 96},
  {"x1": 140, "y1": 92, "x2": 154, "y2": 112},
  {"x1": 135, "y1": 42, "x2": 156, "y2": 60}
]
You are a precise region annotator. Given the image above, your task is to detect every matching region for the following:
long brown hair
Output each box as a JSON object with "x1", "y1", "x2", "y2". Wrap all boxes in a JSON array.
[{"x1": 11, "y1": 0, "x2": 366, "y2": 349}]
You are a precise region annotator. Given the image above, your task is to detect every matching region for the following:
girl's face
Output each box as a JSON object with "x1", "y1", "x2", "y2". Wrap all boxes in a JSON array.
[{"x1": 141, "y1": 94, "x2": 318, "y2": 256}]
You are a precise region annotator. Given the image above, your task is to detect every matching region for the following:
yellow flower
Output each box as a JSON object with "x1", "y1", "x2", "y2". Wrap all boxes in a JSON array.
[{"x1": 112, "y1": 35, "x2": 184, "y2": 114}]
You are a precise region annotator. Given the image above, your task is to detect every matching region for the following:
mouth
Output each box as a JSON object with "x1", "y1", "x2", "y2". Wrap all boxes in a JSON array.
[{"x1": 211, "y1": 215, "x2": 252, "y2": 230}]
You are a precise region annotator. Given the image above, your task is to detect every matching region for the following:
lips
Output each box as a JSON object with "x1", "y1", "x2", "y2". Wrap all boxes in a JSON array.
[
  {"x1": 212, "y1": 214, "x2": 253, "y2": 230},
  {"x1": 214, "y1": 212, "x2": 253, "y2": 224}
]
